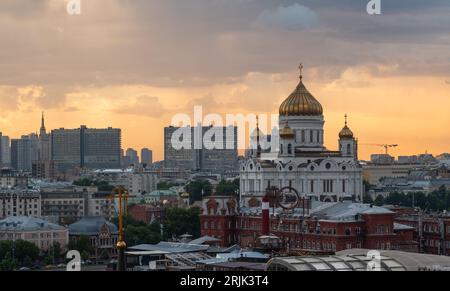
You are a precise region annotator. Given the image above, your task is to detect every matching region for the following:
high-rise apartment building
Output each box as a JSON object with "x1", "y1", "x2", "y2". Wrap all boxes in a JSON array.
[
  {"x1": 126, "y1": 148, "x2": 139, "y2": 166},
  {"x1": 11, "y1": 134, "x2": 39, "y2": 172},
  {"x1": 51, "y1": 126, "x2": 121, "y2": 172},
  {"x1": 141, "y1": 148, "x2": 153, "y2": 165},
  {"x1": 0, "y1": 133, "x2": 11, "y2": 167},
  {"x1": 164, "y1": 125, "x2": 238, "y2": 174}
]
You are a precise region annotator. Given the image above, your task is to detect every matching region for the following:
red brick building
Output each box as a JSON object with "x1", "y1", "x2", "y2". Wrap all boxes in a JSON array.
[
  {"x1": 200, "y1": 196, "x2": 417, "y2": 253},
  {"x1": 128, "y1": 204, "x2": 165, "y2": 224},
  {"x1": 395, "y1": 214, "x2": 450, "y2": 256}
]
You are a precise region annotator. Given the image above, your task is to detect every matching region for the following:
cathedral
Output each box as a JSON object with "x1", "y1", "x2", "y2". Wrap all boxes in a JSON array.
[{"x1": 239, "y1": 66, "x2": 363, "y2": 205}]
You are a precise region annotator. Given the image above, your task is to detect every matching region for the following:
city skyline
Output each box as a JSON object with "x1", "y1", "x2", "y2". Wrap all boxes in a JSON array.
[{"x1": 0, "y1": 1, "x2": 449, "y2": 161}]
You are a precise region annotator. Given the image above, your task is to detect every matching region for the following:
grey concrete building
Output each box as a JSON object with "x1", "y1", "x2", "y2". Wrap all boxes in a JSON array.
[
  {"x1": 141, "y1": 148, "x2": 153, "y2": 165},
  {"x1": 51, "y1": 126, "x2": 121, "y2": 172},
  {"x1": 164, "y1": 125, "x2": 238, "y2": 174}
]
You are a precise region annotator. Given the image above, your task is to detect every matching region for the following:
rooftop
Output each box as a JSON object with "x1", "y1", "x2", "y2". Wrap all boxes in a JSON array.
[
  {"x1": 0, "y1": 216, "x2": 66, "y2": 231},
  {"x1": 68, "y1": 216, "x2": 118, "y2": 235}
]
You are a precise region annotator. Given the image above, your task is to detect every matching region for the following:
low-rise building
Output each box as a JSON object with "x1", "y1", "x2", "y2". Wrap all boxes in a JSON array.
[
  {"x1": 0, "y1": 216, "x2": 68, "y2": 251},
  {"x1": 40, "y1": 186, "x2": 115, "y2": 224},
  {"x1": 128, "y1": 204, "x2": 165, "y2": 224},
  {"x1": 200, "y1": 196, "x2": 416, "y2": 253},
  {"x1": 394, "y1": 213, "x2": 450, "y2": 256},
  {"x1": 68, "y1": 216, "x2": 118, "y2": 260},
  {"x1": 0, "y1": 189, "x2": 41, "y2": 218},
  {"x1": 0, "y1": 168, "x2": 28, "y2": 189}
]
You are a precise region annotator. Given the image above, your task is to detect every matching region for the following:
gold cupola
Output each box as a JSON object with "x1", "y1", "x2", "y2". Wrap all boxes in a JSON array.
[
  {"x1": 279, "y1": 64, "x2": 323, "y2": 116},
  {"x1": 279, "y1": 115, "x2": 295, "y2": 139},
  {"x1": 339, "y1": 114, "x2": 354, "y2": 139}
]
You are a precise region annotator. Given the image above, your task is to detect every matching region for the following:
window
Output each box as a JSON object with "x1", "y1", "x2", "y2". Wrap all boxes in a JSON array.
[
  {"x1": 323, "y1": 180, "x2": 334, "y2": 193},
  {"x1": 288, "y1": 144, "x2": 292, "y2": 154},
  {"x1": 347, "y1": 144, "x2": 351, "y2": 155},
  {"x1": 301, "y1": 130, "x2": 305, "y2": 142},
  {"x1": 310, "y1": 130, "x2": 313, "y2": 142},
  {"x1": 310, "y1": 180, "x2": 314, "y2": 193}
]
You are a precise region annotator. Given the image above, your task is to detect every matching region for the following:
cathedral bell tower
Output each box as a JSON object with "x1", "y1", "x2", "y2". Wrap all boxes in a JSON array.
[
  {"x1": 339, "y1": 114, "x2": 357, "y2": 158},
  {"x1": 279, "y1": 115, "x2": 295, "y2": 157}
]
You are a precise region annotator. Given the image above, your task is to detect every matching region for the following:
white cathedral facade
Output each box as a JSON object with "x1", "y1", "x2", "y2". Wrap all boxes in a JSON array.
[{"x1": 239, "y1": 67, "x2": 363, "y2": 206}]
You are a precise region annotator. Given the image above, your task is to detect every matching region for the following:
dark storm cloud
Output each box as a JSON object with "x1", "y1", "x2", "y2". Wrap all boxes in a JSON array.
[{"x1": 0, "y1": 0, "x2": 448, "y2": 95}]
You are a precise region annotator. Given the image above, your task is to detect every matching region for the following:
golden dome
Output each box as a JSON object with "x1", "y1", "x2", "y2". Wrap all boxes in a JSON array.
[
  {"x1": 339, "y1": 125, "x2": 354, "y2": 139},
  {"x1": 279, "y1": 118, "x2": 295, "y2": 139},
  {"x1": 339, "y1": 115, "x2": 354, "y2": 139},
  {"x1": 279, "y1": 66, "x2": 323, "y2": 116}
]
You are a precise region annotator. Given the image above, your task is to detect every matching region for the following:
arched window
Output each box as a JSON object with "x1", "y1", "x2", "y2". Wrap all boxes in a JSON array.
[
  {"x1": 347, "y1": 144, "x2": 351, "y2": 155},
  {"x1": 342, "y1": 180, "x2": 346, "y2": 192},
  {"x1": 288, "y1": 144, "x2": 292, "y2": 154}
]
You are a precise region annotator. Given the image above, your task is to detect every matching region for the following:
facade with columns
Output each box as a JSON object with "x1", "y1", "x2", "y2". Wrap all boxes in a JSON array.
[{"x1": 240, "y1": 67, "x2": 363, "y2": 205}]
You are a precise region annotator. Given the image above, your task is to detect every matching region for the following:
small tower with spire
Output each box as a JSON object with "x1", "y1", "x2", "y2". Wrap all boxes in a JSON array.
[
  {"x1": 279, "y1": 113, "x2": 295, "y2": 157},
  {"x1": 40, "y1": 112, "x2": 46, "y2": 137},
  {"x1": 256, "y1": 115, "x2": 262, "y2": 158},
  {"x1": 339, "y1": 114, "x2": 356, "y2": 158}
]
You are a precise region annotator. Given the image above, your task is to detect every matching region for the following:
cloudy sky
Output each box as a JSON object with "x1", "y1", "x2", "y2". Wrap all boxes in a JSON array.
[{"x1": 0, "y1": 0, "x2": 449, "y2": 160}]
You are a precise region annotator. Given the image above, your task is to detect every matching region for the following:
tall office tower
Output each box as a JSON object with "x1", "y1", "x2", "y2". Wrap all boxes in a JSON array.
[
  {"x1": 82, "y1": 127, "x2": 121, "y2": 169},
  {"x1": 38, "y1": 112, "x2": 51, "y2": 161},
  {"x1": 126, "y1": 148, "x2": 139, "y2": 166},
  {"x1": 0, "y1": 133, "x2": 11, "y2": 167},
  {"x1": 51, "y1": 127, "x2": 81, "y2": 172},
  {"x1": 51, "y1": 126, "x2": 121, "y2": 172},
  {"x1": 164, "y1": 126, "x2": 195, "y2": 170},
  {"x1": 141, "y1": 148, "x2": 153, "y2": 165},
  {"x1": 164, "y1": 125, "x2": 238, "y2": 174},
  {"x1": 16, "y1": 134, "x2": 39, "y2": 172},
  {"x1": 10, "y1": 139, "x2": 19, "y2": 170}
]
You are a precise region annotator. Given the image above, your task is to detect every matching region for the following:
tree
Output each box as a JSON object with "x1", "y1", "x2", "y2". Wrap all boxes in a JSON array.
[
  {"x1": 363, "y1": 194, "x2": 373, "y2": 204},
  {"x1": 163, "y1": 207, "x2": 200, "y2": 238},
  {"x1": 81, "y1": 251, "x2": 90, "y2": 261},
  {"x1": 68, "y1": 236, "x2": 93, "y2": 258},
  {"x1": 157, "y1": 181, "x2": 178, "y2": 190},
  {"x1": 374, "y1": 195, "x2": 385, "y2": 206},
  {"x1": 381, "y1": 187, "x2": 450, "y2": 211},
  {"x1": 186, "y1": 180, "x2": 212, "y2": 203},
  {"x1": 0, "y1": 252, "x2": 16, "y2": 271},
  {"x1": 215, "y1": 179, "x2": 239, "y2": 197},
  {"x1": 73, "y1": 178, "x2": 93, "y2": 187},
  {"x1": 44, "y1": 242, "x2": 63, "y2": 265},
  {"x1": 0, "y1": 240, "x2": 39, "y2": 268}
]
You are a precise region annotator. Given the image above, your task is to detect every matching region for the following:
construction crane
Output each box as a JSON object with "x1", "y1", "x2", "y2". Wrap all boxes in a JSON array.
[{"x1": 360, "y1": 144, "x2": 398, "y2": 155}]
